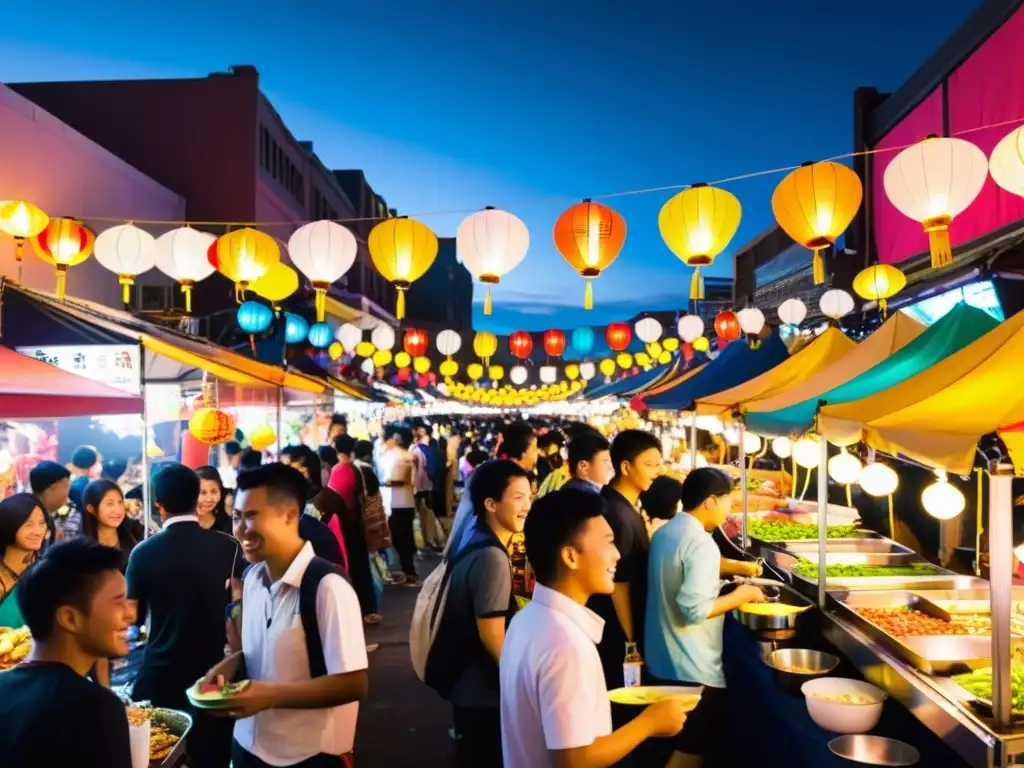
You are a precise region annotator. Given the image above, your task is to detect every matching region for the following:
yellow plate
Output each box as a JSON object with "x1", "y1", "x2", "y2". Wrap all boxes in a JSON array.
[{"x1": 608, "y1": 685, "x2": 704, "y2": 707}]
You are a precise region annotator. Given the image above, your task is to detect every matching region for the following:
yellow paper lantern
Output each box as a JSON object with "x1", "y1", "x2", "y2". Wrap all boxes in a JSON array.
[
  {"x1": 251, "y1": 261, "x2": 299, "y2": 308},
  {"x1": 772, "y1": 161, "x2": 863, "y2": 284},
  {"x1": 599, "y1": 358, "x2": 616, "y2": 377},
  {"x1": 212, "y1": 228, "x2": 280, "y2": 301},
  {"x1": 368, "y1": 217, "x2": 438, "y2": 320},
  {"x1": 635, "y1": 352, "x2": 651, "y2": 366},
  {"x1": 564, "y1": 363, "x2": 580, "y2": 380},
  {"x1": 414, "y1": 356, "x2": 432, "y2": 374},
  {"x1": 657, "y1": 350, "x2": 672, "y2": 364},
  {"x1": 328, "y1": 341, "x2": 343, "y2": 360},
  {"x1": 852, "y1": 264, "x2": 906, "y2": 318},
  {"x1": 616, "y1": 352, "x2": 633, "y2": 369},
  {"x1": 189, "y1": 408, "x2": 235, "y2": 445},
  {"x1": 693, "y1": 336, "x2": 709, "y2": 353},
  {"x1": 473, "y1": 331, "x2": 498, "y2": 362},
  {"x1": 373, "y1": 349, "x2": 393, "y2": 367},
  {"x1": 467, "y1": 362, "x2": 484, "y2": 380},
  {"x1": 488, "y1": 365, "x2": 505, "y2": 381},
  {"x1": 659, "y1": 184, "x2": 742, "y2": 299},
  {"x1": 394, "y1": 351, "x2": 412, "y2": 368},
  {"x1": 355, "y1": 341, "x2": 376, "y2": 358},
  {"x1": 662, "y1": 337, "x2": 679, "y2": 352},
  {"x1": 249, "y1": 424, "x2": 276, "y2": 451},
  {"x1": 439, "y1": 359, "x2": 459, "y2": 377},
  {"x1": 0, "y1": 200, "x2": 48, "y2": 279}
]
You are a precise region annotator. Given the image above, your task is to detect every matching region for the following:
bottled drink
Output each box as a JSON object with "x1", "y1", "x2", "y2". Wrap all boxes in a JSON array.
[{"x1": 623, "y1": 642, "x2": 643, "y2": 688}]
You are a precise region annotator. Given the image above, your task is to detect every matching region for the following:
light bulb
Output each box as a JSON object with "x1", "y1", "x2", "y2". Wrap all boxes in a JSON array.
[
  {"x1": 827, "y1": 448, "x2": 863, "y2": 485},
  {"x1": 921, "y1": 471, "x2": 965, "y2": 520},
  {"x1": 859, "y1": 463, "x2": 898, "y2": 497},
  {"x1": 772, "y1": 437, "x2": 792, "y2": 459},
  {"x1": 793, "y1": 437, "x2": 821, "y2": 469}
]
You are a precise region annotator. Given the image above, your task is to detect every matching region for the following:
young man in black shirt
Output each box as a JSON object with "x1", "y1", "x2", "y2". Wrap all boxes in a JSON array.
[{"x1": 0, "y1": 539, "x2": 133, "y2": 768}]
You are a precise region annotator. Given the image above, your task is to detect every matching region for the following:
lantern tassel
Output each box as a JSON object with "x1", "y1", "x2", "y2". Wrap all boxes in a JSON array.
[
  {"x1": 315, "y1": 288, "x2": 326, "y2": 323},
  {"x1": 689, "y1": 268, "x2": 705, "y2": 300},
  {"x1": 14, "y1": 239, "x2": 23, "y2": 283},
  {"x1": 396, "y1": 288, "x2": 406, "y2": 320},
  {"x1": 181, "y1": 283, "x2": 193, "y2": 314},
  {"x1": 119, "y1": 275, "x2": 133, "y2": 307},
  {"x1": 584, "y1": 279, "x2": 593, "y2": 310},
  {"x1": 55, "y1": 266, "x2": 68, "y2": 300},
  {"x1": 812, "y1": 249, "x2": 825, "y2": 285},
  {"x1": 879, "y1": 298, "x2": 888, "y2": 319},
  {"x1": 484, "y1": 285, "x2": 493, "y2": 316},
  {"x1": 926, "y1": 224, "x2": 953, "y2": 269}
]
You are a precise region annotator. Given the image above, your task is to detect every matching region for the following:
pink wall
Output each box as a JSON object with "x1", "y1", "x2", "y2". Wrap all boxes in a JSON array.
[
  {"x1": 0, "y1": 85, "x2": 186, "y2": 308},
  {"x1": 872, "y1": 5, "x2": 1024, "y2": 265}
]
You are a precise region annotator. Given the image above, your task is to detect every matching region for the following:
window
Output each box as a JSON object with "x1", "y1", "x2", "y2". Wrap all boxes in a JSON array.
[
  {"x1": 258, "y1": 125, "x2": 305, "y2": 205},
  {"x1": 139, "y1": 285, "x2": 170, "y2": 311}
]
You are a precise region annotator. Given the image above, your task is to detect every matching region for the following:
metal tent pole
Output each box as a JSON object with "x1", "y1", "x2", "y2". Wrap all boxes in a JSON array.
[{"x1": 817, "y1": 437, "x2": 828, "y2": 610}]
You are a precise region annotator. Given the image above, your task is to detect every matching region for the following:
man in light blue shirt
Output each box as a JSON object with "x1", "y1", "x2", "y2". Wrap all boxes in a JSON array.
[{"x1": 645, "y1": 467, "x2": 764, "y2": 766}]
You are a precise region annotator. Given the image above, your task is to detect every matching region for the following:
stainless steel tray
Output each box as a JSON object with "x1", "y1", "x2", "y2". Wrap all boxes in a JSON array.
[
  {"x1": 150, "y1": 708, "x2": 192, "y2": 767},
  {"x1": 783, "y1": 539, "x2": 916, "y2": 556},
  {"x1": 910, "y1": 588, "x2": 1024, "y2": 615}
]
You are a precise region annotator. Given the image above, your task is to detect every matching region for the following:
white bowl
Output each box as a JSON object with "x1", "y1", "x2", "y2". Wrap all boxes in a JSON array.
[{"x1": 801, "y1": 677, "x2": 885, "y2": 734}]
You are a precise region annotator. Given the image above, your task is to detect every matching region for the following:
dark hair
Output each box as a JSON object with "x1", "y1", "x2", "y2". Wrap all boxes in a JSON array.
[
  {"x1": 70, "y1": 446, "x2": 99, "y2": 471},
  {"x1": 331, "y1": 414, "x2": 348, "y2": 427},
  {"x1": 498, "y1": 422, "x2": 535, "y2": 461},
  {"x1": 311, "y1": 487, "x2": 345, "y2": 525},
  {"x1": 387, "y1": 424, "x2": 414, "y2": 450},
  {"x1": 238, "y1": 448, "x2": 264, "y2": 472},
  {"x1": 318, "y1": 445, "x2": 339, "y2": 469},
  {"x1": 0, "y1": 493, "x2": 43, "y2": 551},
  {"x1": 354, "y1": 440, "x2": 374, "y2": 462},
  {"x1": 29, "y1": 461, "x2": 70, "y2": 494},
  {"x1": 280, "y1": 444, "x2": 322, "y2": 492},
  {"x1": 153, "y1": 463, "x2": 201, "y2": 517},
  {"x1": 680, "y1": 467, "x2": 735, "y2": 511},
  {"x1": 465, "y1": 448, "x2": 489, "y2": 470},
  {"x1": 525, "y1": 489, "x2": 607, "y2": 585},
  {"x1": 17, "y1": 539, "x2": 125, "y2": 642},
  {"x1": 469, "y1": 460, "x2": 530, "y2": 517},
  {"x1": 81, "y1": 479, "x2": 140, "y2": 551},
  {"x1": 610, "y1": 430, "x2": 662, "y2": 476},
  {"x1": 333, "y1": 434, "x2": 356, "y2": 456},
  {"x1": 641, "y1": 476, "x2": 683, "y2": 521},
  {"x1": 236, "y1": 462, "x2": 308, "y2": 512},
  {"x1": 195, "y1": 465, "x2": 228, "y2": 519},
  {"x1": 224, "y1": 441, "x2": 243, "y2": 458},
  {"x1": 101, "y1": 458, "x2": 128, "y2": 482},
  {"x1": 568, "y1": 432, "x2": 611, "y2": 475}
]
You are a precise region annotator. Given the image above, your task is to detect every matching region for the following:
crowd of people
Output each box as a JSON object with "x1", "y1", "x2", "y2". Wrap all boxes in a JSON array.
[{"x1": 0, "y1": 413, "x2": 769, "y2": 768}]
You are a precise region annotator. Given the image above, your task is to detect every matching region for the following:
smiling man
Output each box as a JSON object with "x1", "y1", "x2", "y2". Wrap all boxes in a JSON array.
[{"x1": 0, "y1": 539, "x2": 133, "y2": 768}]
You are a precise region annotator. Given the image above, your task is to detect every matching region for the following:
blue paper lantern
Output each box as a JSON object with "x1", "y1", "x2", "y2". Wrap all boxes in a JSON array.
[
  {"x1": 313, "y1": 350, "x2": 331, "y2": 367},
  {"x1": 237, "y1": 301, "x2": 273, "y2": 334},
  {"x1": 284, "y1": 313, "x2": 309, "y2": 344},
  {"x1": 308, "y1": 322, "x2": 333, "y2": 349},
  {"x1": 571, "y1": 326, "x2": 594, "y2": 356}
]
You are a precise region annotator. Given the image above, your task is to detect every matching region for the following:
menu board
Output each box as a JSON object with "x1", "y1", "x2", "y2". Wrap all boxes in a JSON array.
[{"x1": 16, "y1": 345, "x2": 141, "y2": 394}]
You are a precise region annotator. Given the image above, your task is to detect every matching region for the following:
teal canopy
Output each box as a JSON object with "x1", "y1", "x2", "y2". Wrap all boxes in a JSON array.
[{"x1": 745, "y1": 304, "x2": 999, "y2": 437}]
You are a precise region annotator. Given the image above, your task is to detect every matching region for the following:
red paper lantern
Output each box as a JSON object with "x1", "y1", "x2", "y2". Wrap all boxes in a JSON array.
[
  {"x1": 542, "y1": 329, "x2": 566, "y2": 357},
  {"x1": 396, "y1": 368, "x2": 412, "y2": 383},
  {"x1": 403, "y1": 328, "x2": 429, "y2": 357},
  {"x1": 605, "y1": 322, "x2": 631, "y2": 352},
  {"x1": 714, "y1": 310, "x2": 741, "y2": 347},
  {"x1": 629, "y1": 395, "x2": 646, "y2": 413},
  {"x1": 509, "y1": 331, "x2": 534, "y2": 360},
  {"x1": 682, "y1": 342, "x2": 694, "y2": 363},
  {"x1": 416, "y1": 373, "x2": 430, "y2": 388}
]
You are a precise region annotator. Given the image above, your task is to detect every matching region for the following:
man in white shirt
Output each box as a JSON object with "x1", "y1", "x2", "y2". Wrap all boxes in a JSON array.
[
  {"x1": 217, "y1": 463, "x2": 369, "y2": 768},
  {"x1": 501, "y1": 488, "x2": 688, "y2": 768},
  {"x1": 379, "y1": 425, "x2": 419, "y2": 586}
]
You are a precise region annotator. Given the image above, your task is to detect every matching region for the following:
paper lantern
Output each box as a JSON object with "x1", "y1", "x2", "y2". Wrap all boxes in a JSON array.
[
  {"x1": 827, "y1": 448, "x2": 863, "y2": 485},
  {"x1": 288, "y1": 220, "x2": 357, "y2": 321},
  {"x1": 403, "y1": 328, "x2": 429, "y2": 357},
  {"x1": 251, "y1": 261, "x2": 299, "y2": 308},
  {"x1": 189, "y1": 408, "x2": 235, "y2": 445},
  {"x1": 249, "y1": 424, "x2": 276, "y2": 451},
  {"x1": 435, "y1": 329, "x2": 461, "y2": 358},
  {"x1": 635, "y1": 351, "x2": 652, "y2": 366},
  {"x1": 564, "y1": 363, "x2": 580, "y2": 380},
  {"x1": 579, "y1": 362, "x2": 596, "y2": 381},
  {"x1": 413, "y1": 356, "x2": 431, "y2": 374},
  {"x1": 456, "y1": 207, "x2": 529, "y2": 315},
  {"x1": 488, "y1": 365, "x2": 505, "y2": 381},
  {"x1": 792, "y1": 437, "x2": 820, "y2": 469},
  {"x1": 571, "y1": 327, "x2": 595, "y2": 356},
  {"x1": 396, "y1": 367, "x2": 412, "y2": 383},
  {"x1": 473, "y1": 331, "x2": 498, "y2": 361},
  {"x1": 416, "y1": 373, "x2": 431, "y2": 388},
  {"x1": 777, "y1": 298, "x2": 807, "y2": 327},
  {"x1": 30, "y1": 217, "x2": 95, "y2": 299},
  {"x1": 210, "y1": 228, "x2": 280, "y2": 300},
  {"x1": 509, "y1": 331, "x2": 534, "y2": 360},
  {"x1": 328, "y1": 341, "x2": 343, "y2": 361},
  {"x1": 662, "y1": 338, "x2": 679, "y2": 353},
  {"x1": 989, "y1": 126, "x2": 1024, "y2": 199},
  {"x1": 677, "y1": 314, "x2": 705, "y2": 343},
  {"x1": 367, "y1": 217, "x2": 438, "y2": 320},
  {"x1": 510, "y1": 365, "x2": 528, "y2": 385},
  {"x1": 542, "y1": 329, "x2": 566, "y2": 357},
  {"x1": 616, "y1": 353, "x2": 633, "y2": 369},
  {"x1": 371, "y1": 324, "x2": 396, "y2": 351},
  {"x1": 355, "y1": 340, "x2": 375, "y2": 358},
  {"x1": 373, "y1": 349, "x2": 393, "y2": 367},
  {"x1": 883, "y1": 135, "x2": 987, "y2": 269},
  {"x1": 308, "y1": 322, "x2": 334, "y2": 349},
  {"x1": 737, "y1": 307, "x2": 765, "y2": 348},
  {"x1": 152, "y1": 226, "x2": 217, "y2": 313},
  {"x1": 337, "y1": 323, "x2": 362, "y2": 352},
  {"x1": 859, "y1": 462, "x2": 899, "y2": 497},
  {"x1": 599, "y1": 358, "x2": 616, "y2": 377},
  {"x1": 394, "y1": 351, "x2": 412, "y2": 368},
  {"x1": 853, "y1": 264, "x2": 905, "y2": 318},
  {"x1": 659, "y1": 183, "x2": 742, "y2": 299},
  {"x1": 237, "y1": 301, "x2": 273, "y2": 334},
  {"x1": 0, "y1": 200, "x2": 48, "y2": 277},
  {"x1": 553, "y1": 199, "x2": 627, "y2": 309},
  {"x1": 658, "y1": 350, "x2": 672, "y2": 364},
  {"x1": 820, "y1": 289, "x2": 854, "y2": 320},
  {"x1": 742, "y1": 432, "x2": 762, "y2": 454},
  {"x1": 693, "y1": 336, "x2": 710, "y2": 353},
  {"x1": 921, "y1": 471, "x2": 965, "y2": 520},
  {"x1": 284, "y1": 313, "x2": 309, "y2": 344},
  {"x1": 605, "y1": 322, "x2": 632, "y2": 352},
  {"x1": 467, "y1": 363, "x2": 484, "y2": 380},
  {"x1": 634, "y1": 317, "x2": 663, "y2": 344},
  {"x1": 771, "y1": 436, "x2": 792, "y2": 459},
  {"x1": 360, "y1": 358, "x2": 375, "y2": 376},
  {"x1": 539, "y1": 365, "x2": 557, "y2": 384},
  {"x1": 439, "y1": 359, "x2": 459, "y2": 377},
  {"x1": 93, "y1": 223, "x2": 156, "y2": 304},
  {"x1": 714, "y1": 311, "x2": 740, "y2": 347},
  {"x1": 772, "y1": 161, "x2": 863, "y2": 284}
]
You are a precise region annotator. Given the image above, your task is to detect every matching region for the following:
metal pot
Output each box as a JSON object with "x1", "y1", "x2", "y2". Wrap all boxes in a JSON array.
[
  {"x1": 734, "y1": 603, "x2": 808, "y2": 632},
  {"x1": 765, "y1": 648, "x2": 839, "y2": 695}
]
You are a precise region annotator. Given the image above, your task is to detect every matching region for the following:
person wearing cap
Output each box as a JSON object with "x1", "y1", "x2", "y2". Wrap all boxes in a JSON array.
[
  {"x1": 68, "y1": 445, "x2": 100, "y2": 511},
  {"x1": 28, "y1": 461, "x2": 72, "y2": 543}
]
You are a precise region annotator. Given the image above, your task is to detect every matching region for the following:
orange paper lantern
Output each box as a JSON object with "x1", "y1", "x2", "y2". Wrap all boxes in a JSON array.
[
  {"x1": 188, "y1": 408, "x2": 236, "y2": 445},
  {"x1": 542, "y1": 329, "x2": 566, "y2": 357},
  {"x1": 403, "y1": 328, "x2": 429, "y2": 357},
  {"x1": 30, "y1": 217, "x2": 95, "y2": 299},
  {"x1": 553, "y1": 199, "x2": 627, "y2": 309},
  {"x1": 605, "y1": 322, "x2": 632, "y2": 352},
  {"x1": 509, "y1": 331, "x2": 534, "y2": 360},
  {"x1": 210, "y1": 227, "x2": 280, "y2": 301},
  {"x1": 714, "y1": 310, "x2": 741, "y2": 348}
]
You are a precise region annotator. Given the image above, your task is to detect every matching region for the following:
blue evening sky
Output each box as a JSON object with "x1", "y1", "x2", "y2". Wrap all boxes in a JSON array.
[{"x1": 0, "y1": 1, "x2": 980, "y2": 333}]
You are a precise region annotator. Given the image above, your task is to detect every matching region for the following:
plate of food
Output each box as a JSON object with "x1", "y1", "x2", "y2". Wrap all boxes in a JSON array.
[
  {"x1": 126, "y1": 704, "x2": 191, "y2": 765},
  {"x1": 0, "y1": 626, "x2": 32, "y2": 670},
  {"x1": 186, "y1": 676, "x2": 251, "y2": 709},
  {"x1": 608, "y1": 685, "x2": 703, "y2": 708}
]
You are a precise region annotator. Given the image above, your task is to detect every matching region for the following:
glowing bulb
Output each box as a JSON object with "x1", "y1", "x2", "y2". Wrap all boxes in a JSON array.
[
  {"x1": 859, "y1": 463, "x2": 898, "y2": 497},
  {"x1": 827, "y1": 448, "x2": 863, "y2": 485},
  {"x1": 793, "y1": 437, "x2": 821, "y2": 469},
  {"x1": 921, "y1": 471, "x2": 965, "y2": 520},
  {"x1": 772, "y1": 437, "x2": 792, "y2": 459}
]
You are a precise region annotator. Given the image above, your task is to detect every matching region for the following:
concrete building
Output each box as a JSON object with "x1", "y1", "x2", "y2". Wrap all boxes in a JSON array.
[
  {"x1": 0, "y1": 83, "x2": 185, "y2": 309},
  {"x1": 402, "y1": 237, "x2": 474, "y2": 332}
]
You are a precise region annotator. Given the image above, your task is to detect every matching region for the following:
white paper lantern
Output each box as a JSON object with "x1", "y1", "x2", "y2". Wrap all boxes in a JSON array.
[
  {"x1": 777, "y1": 298, "x2": 807, "y2": 327},
  {"x1": 793, "y1": 437, "x2": 821, "y2": 469},
  {"x1": 456, "y1": 208, "x2": 529, "y2": 315},
  {"x1": 921, "y1": 471, "x2": 965, "y2": 520},
  {"x1": 771, "y1": 436, "x2": 792, "y2": 459},
  {"x1": 539, "y1": 365, "x2": 557, "y2": 384},
  {"x1": 371, "y1": 324, "x2": 396, "y2": 351},
  {"x1": 677, "y1": 314, "x2": 705, "y2": 343},
  {"x1": 859, "y1": 462, "x2": 899, "y2": 497},
  {"x1": 827, "y1": 448, "x2": 863, "y2": 485},
  {"x1": 743, "y1": 432, "x2": 762, "y2": 454},
  {"x1": 579, "y1": 361, "x2": 596, "y2": 381},
  {"x1": 360, "y1": 357, "x2": 375, "y2": 376},
  {"x1": 679, "y1": 452, "x2": 708, "y2": 470},
  {"x1": 94, "y1": 223, "x2": 156, "y2": 303},
  {"x1": 737, "y1": 308, "x2": 765, "y2": 336},
  {"x1": 723, "y1": 425, "x2": 740, "y2": 445},
  {"x1": 695, "y1": 415, "x2": 723, "y2": 435},
  {"x1": 819, "y1": 289, "x2": 854, "y2": 320},
  {"x1": 152, "y1": 226, "x2": 217, "y2": 313},
  {"x1": 634, "y1": 317, "x2": 663, "y2": 343},
  {"x1": 336, "y1": 322, "x2": 362, "y2": 351},
  {"x1": 436, "y1": 329, "x2": 462, "y2": 357},
  {"x1": 989, "y1": 126, "x2": 1024, "y2": 199},
  {"x1": 510, "y1": 365, "x2": 529, "y2": 385},
  {"x1": 288, "y1": 220, "x2": 358, "y2": 321}
]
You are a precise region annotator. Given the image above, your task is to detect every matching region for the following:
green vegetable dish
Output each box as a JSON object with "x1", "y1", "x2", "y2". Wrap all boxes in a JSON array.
[
  {"x1": 953, "y1": 666, "x2": 1024, "y2": 715},
  {"x1": 748, "y1": 521, "x2": 859, "y2": 542},
  {"x1": 793, "y1": 561, "x2": 941, "y2": 579}
]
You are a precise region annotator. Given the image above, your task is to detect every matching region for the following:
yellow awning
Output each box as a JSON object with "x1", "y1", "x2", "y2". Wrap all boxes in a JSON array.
[
  {"x1": 744, "y1": 312, "x2": 925, "y2": 415},
  {"x1": 645, "y1": 362, "x2": 706, "y2": 398},
  {"x1": 323, "y1": 297, "x2": 364, "y2": 324},
  {"x1": 694, "y1": 327, "x2": 856, "y2": 416},
  {"x1": 819, "y1": 308, "x2": 1024, "y2": 473}
]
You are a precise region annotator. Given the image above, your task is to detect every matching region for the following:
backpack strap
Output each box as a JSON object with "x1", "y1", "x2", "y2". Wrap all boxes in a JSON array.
[
  {"x1": 429, "y1": 537, "x2": 506, "y2": 629},
  {"x1": 299, "y1": 556, "x2": 349, "y2": 678}
]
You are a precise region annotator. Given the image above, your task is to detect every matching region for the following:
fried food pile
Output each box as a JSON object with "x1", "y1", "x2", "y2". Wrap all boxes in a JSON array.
[
  {"x1": 125, "y1": 705, "x2": 181, "y2": 763},
  {"x1": 0, "y1": 626, "x2": 31, "y2": 670}
]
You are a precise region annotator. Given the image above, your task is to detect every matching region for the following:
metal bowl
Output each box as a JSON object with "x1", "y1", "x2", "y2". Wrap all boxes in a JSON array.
[
  {"x1": 765, "y1": 648, "x2": 839, "y2": 694},
  {"x1": 828, "y1": 735, "x2": 919, "y2": 766},
  {"x1": 734, "y1": 602, "x2": 809, "y2": 632}
]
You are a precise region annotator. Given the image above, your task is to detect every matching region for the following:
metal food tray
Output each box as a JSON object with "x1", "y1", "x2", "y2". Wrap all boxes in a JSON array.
[
  {"x1": 911, "y1": 588, "x2": 1024, "y2": 615},
  {"x1": 783, "y1": 538, "x2": 916, "y2": 556},
  {"x1": 749, "y1": 531, "x2": 882, "y2": 547},
  {"x1": 150, "y1": 708, "x2": 192, "y2": 767}
]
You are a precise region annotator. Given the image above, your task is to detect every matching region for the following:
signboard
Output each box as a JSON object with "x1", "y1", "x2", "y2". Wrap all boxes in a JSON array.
[{"x1": 16, "y1": 345, "x2": 141, "y2": 394}]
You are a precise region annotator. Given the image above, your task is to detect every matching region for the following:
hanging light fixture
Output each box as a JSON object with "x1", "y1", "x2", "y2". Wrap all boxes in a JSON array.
[
  {"x1": 714, "y1": 310, "x2": 741, "y2": 348},
  {"x1": 989, "y1": 126, "x2": 1024, "y2": 199},
  {"x1": 30, "y1": 217, "x2": 95, "y2": 299},
  {"x1": 819, "y1": 289, "x2": 854, "y2": 321},
  {"x1": 827, "y1": 447, "x2": 863, "y2": 485},
  {"x1": 792, "y1": 437, "x2": 821, "y2": 469},
  {"x1": 368, "y1": 216, "x2": 439, "y2": 320},
  {"x1": 859, "y1": 462, "x2": 899, "y2": 497},
  {"x1": 371, "y1": 324, "x2": 396, "y2": 352},
  {"x1": 579, "y1": 361, "x2": 596, "y2": 381},
  {"x1": 251, "y1": 261, "x2": 299, "y2": 310},
  {"x1": 737, "y1": 307, "x2": 766, "y2": 348},
  {"x1": 542, "y1": 329, "x2": 566, "y2": 358},
  {"x1": 284, "y1": 313, "x2": 309, "y2": 344},
  {"x1": 539, "y1": 365, "x2": 557, "y2": 384},
  {"x1": 308, "y1": 322, "x2": 334, "y2": 349},
  {"x1": 852, "y1": 264, "x2": 906, "y2": 319},
  {"x1": 605, "y1": 322, "x2": 632, "y2": 352},
  {"x1": 771, "y1": 437, "x2": 792, "y2": 459},
  {"x1": 456, "y1": 207, "x2": 529, "y2": 315},
  {"x1": 677, "y1": 315, "x2": 705, "y2": 343},
  {"x1": 210, "y1": 227, "x2": 280, "y2": 302},
  {"x1": 0, "y1": 200, "x2": 48, "y2": 281},
  {"x1": 634, "y1": 317, "x2": 663, "y2": 344},
  {"x1": 510, "y1": 365, "x2": 529, "y2": 385},
  {"x1": 921, "y1": 470, "x2": 966, "y2": 520},
  {"x1": 777, "y1": 298, "x2": 807, "y2": 328},
  {"x1": 509, "y1": 331, "x2": 534, "y2": 360},
  {"x1": 152, "y1": 226, "x2": 217, "y2": 314},
  {"x1": 93, "y1": 223, "x2": 156, "y2": 306},
  {"x1": 571, "y1": 327, "x2": 595, "y2": 356},
  {"x1": 553, "y1": 199, "x2": 627, "y2": 309},
  {"x1": 288, "y1": 220, "x2": 358, "y2": 322},
  {"x1": 337, "y1": 323, "x2": 363, "y2": 352},
  {"x1": 659, "y1": 183, "x2": 742, "y2": 299}
]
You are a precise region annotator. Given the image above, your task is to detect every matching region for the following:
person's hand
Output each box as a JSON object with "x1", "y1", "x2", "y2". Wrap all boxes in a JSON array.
[
  {"x1": 735, "y1": 584, "x2": 767, "y2": 604},
  {"x1": 211, "y1": 680, "x2": 277, "y2": 719},
  {"x1": 742, "y1": 561, "x2": 763, "y2": 578},
  {"x1": 644, "y1": 698, "x2": 688, "y2": 738},
  {"x1": 226, "y1": 578, "x2": 243, "y2": 602}
]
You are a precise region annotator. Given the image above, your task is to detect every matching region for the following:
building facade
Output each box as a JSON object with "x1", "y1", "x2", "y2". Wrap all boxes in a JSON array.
[{"x1": 402, "y1": 237, "x2": 474, "y2": 332}]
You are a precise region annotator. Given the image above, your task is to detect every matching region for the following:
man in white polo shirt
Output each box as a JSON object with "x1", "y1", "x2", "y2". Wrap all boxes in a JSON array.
[
  {"x1": 500, "y1": 489, "x2": 688, "y2": 768},
  {"x1": 218, "y1": 463, "x2": 369, "y2": 768}
]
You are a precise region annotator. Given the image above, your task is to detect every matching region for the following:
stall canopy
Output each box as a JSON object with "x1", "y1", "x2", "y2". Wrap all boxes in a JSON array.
[
  {"x1": 746, "y1": 305, "x2": 996, "y2": 438},
  {"x1": 646, "y1": 333, "x2": 789, "y2": 411},
  {"x1": 1, "y1": 345, "x2": 143, "y2": 418},
  {"x1": 818, "y1": 307, "x2": 1024, "y2": 473},
  {"x1": 693, "y1": 327, "x2": 856, "y2": 416},
  {"x1": 584, "y1": 356, "x2": 681, "y2": 400}
]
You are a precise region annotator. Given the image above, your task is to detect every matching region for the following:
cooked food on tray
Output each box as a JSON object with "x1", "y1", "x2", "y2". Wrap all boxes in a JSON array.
[
  {"x1": 748, "y1": 521, "x2": 859, "y2": 542},
  {"x1": 854, "y1": 607, "x2": 1024, "y2": 637},
  {"x1": 793, "y1": 561, "x2": 941, "y2": 579},
  {"x1": 124, "y1": 705, "x2": 182, "y2": 762},
  {"x1": 0, "y1": 626, "x2": 32, "y2": 670},
  {"x1": 808, "y1": 691, "x2": 880, "y2": 706},
  {"x1": 953, "y1": 665, "x2": 1024, "y2": 714}
]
